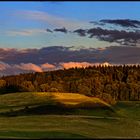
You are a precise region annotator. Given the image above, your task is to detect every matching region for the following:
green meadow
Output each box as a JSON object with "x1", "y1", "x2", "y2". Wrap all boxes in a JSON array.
[{"x1": 0, "y1": 92, "x2": 140, "y2": 139}]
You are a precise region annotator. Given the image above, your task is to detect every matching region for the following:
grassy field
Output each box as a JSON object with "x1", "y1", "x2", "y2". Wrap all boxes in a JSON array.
[
  {"x1": 0, "y1": 92, "x2": 111, "y2": 107},
  {"x1": 0, "y1": 92, "x2": 140, "y2": 139},
  {"x1": 0, "y1": 92, "x2": 112, "y2": 116}
]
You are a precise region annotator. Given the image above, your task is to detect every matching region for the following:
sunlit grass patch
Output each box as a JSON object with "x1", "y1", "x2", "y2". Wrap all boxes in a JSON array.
[
  {"x1": 51, "y1": 93, "x2": 111, "y2": 108},
  {"x1": 0, "y1": 92, "x2": 111, "y2": 107},
  {"x1": 0, "y1": 92, "x2": 112, "y2": 116}
]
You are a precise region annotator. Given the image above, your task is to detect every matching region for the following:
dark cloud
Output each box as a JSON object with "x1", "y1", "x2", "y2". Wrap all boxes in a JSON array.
[
  {"x1": 101, "y1": 46, "x2": 140, "y2": 64},
  {"x1": 72, "y1": 27, "x2": 140, "y2": 46},
  {"x1": 89, "y1": 21, "x2": 105, "y2": 26},
  {"x1": 46, "y1": 28, "x2": 53, "y2": 33},
  {"x1": 100, "y1": 19, "x2": 140, "y2": 28},
  {"x1": 88, "y1": 27, "x2": 140, "y2": 45},
  {"x1": 54, "y1": 27, "x2": 67, "y2": 33},
  {"x1": 1, "y1": 46, "x2": 140, "y2": 65},
  {"x1": 0, "y1": 46, "x2": 106, "y2": 66},
  {"x1": 1, "y1": 46, "x2": 140, "y2": 75},
  {"x1": 45, "y1": 19, "x2": 140, "y2": 46},
  {"x1": 73, "y1": 29, "x2": 87, "y2": 36}
]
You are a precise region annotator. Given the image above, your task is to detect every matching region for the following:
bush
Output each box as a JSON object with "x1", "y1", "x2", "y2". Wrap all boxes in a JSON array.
[
  {"x1": 101, "y1": 93, "x2": 116, "y2": 105},
  {"x1": 20, "y1": 81, "x2": 35, "y2": 92}
]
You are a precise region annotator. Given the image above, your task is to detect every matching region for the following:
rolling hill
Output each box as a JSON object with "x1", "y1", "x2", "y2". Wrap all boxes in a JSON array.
[{"x1": 0, "y1": 92, "x2": 113, "y2": 116}]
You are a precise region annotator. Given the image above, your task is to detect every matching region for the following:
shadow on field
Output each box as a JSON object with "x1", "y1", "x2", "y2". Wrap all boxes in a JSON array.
[
  {"x1": 0, "y1": 130, "x2": 89, "y2": 139},
  {"x1": 0, "y1": 101, "x2": 114, "y2": 117}
]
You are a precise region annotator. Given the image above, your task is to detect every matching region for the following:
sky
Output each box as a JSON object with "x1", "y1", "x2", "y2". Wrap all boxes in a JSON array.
[
  {"x1": 0, "y1": 1, "x2": 140, "y2": 49},
  {"x1": 1, "y1": 1, "x2": 140, "y2": 75}
]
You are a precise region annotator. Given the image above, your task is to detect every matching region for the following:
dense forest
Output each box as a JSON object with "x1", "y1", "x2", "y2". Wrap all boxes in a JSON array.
[{"x1": 0, "y1": 65, "x2": 140, "y2": 104}]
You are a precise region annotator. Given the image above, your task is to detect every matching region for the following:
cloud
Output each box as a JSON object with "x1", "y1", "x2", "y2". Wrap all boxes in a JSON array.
[
  {"x1": 73, "y1": 29, "x2": 87, "y2": 36},
  {"x1": 88, "y1": 27, "x2": 140, "y2": 45},
  {"x1": 14, "y1": 63, "x2": 43, "y2": 72},
  {"x1": 0, "y1": 46, "x2": 99, "y2": 65},
  {"x1": 0, "y1": 60, "x2": 112, "y2": 76},
  {"x1": 15, "y1": 10, "x2": 87, "y2": 29},
  {"x1": 60, "y1": 62, "x2": 111, "y2": 69},
  {"x1": 89, "y1": 21, "x2": 105, "y2": 26},
  {"x1": 60, "y1": 62, "x2": 95, "y2": 69},
  {"x1": 41, "y1": 63, "x2": 56, "y2": 70},
  {"x1": 42, "y1": 18, "x2": 140, "y2": 46},
  {"x1": 46, "y1": 28, "x2": 53, "y2": 33},
  {"x1": 100, "y1": 19, "x2": 140, "y2": 28},
  {"x1": 72, "y1": 27, "x2": 140, "y2": 46},
  {"x1": 0, "y1": 62, "x2": 10, "y2": 71},
  {"x1": 2, "y1": 46, "x2": 140, "y2": 76},
  {"x1": 0, "y1": 62, "x2": 57, "y2": 76},
  {"x1": 54, "y1": 27, "x2": 68, "y2": 33},
  {"x1": 99, "y1": 46, "x2": 140, "y2": 64},
  {"x1": 6, "y1": 29, "x2": 46, "y2": 36}
]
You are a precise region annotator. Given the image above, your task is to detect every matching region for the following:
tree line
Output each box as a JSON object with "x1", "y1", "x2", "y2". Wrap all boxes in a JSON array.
[{"x1": 1, "y1": 65, "x2": 140, "y2": 104}]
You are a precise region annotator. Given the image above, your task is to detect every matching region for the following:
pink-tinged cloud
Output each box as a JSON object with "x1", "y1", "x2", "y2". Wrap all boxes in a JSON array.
[
  {"x1": 0, "y1": 60, "x2": 112, "y2": 76},
  {"x1": 0, "y1": 62, "x2": 10, "y2": 71},
  {"x1": 6, "y1": 29, "x2": 46, "y2": 36},
  {"x1": 14, "y1": 63, "x2": 43, "y2": 72},
  {"x1": 0, "y1": 62, "x2": 57, "y2": 76},
  {"x1": 60, "y1": 61, "x2": 111, "y2": 69},
  {"x1": 60, "y1": 62, "x2": 94, "y2": 69},
  {"x1": 15, "y1": 10, "x2": 89, "y2": 29},
  {"x1": 41, "y1": 63, "x2": 56, "y2": 70}
]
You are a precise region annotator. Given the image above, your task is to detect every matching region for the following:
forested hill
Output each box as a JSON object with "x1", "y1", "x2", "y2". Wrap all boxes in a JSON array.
[{"x1": 0, "y1": 65, "x2": 140, "y2": 104}]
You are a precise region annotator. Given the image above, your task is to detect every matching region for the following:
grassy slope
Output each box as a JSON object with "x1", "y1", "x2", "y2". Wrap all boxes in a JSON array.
[
  {"x1": 0, "y1": 92, "x2": 140, "y2": 138},
  {"x1": 0, "y1": 92, "x2": 113, "y2": 116},
  {"x1": 0, "y1": 92, "x2": 110, "y2": 107}
]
